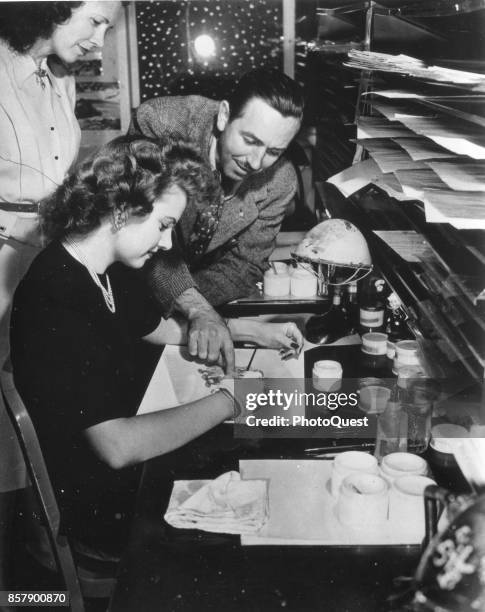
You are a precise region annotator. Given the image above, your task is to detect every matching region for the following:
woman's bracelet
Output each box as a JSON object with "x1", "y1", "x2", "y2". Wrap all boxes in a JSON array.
[{"x1": 218, "y1": 387, "x2": 242, "y2": 419}]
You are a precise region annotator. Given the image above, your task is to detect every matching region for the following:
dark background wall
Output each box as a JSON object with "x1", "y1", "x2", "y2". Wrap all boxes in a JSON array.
[{"x1": 136, "y1": 0, "x2": 283, "y2": 102}]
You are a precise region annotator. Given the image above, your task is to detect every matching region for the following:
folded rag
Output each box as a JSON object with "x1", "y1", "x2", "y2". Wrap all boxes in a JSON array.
[{"x1": 164, "y1": 471, "x2": 268, "y2": 534}]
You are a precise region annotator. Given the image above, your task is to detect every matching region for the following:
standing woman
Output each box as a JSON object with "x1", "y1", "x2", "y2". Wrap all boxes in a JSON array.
[
  {"x1": 0, "y1": 0, "x2": 120, "y2": 586},
  {"x1": 0, "y1": 1, "x2": 120, "y2": 364}
]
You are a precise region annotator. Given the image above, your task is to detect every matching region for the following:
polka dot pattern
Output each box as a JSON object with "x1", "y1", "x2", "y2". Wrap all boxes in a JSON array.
[{"x1": 136, "y1": 0, "x2": 283, "y2": 100}]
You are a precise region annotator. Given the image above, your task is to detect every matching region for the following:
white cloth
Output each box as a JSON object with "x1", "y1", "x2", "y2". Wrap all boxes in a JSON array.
[{"x1": 164, "y1": 471, "x2": 268, "y2": 534}]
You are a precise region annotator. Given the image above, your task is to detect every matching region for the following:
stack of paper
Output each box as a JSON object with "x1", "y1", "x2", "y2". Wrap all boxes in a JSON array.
[
  {"x1": 356, "y1": 137, "x2": 426, "y2": 172},
  {"x1": 393, "y1": 137, "x2": 458, "y2": 161},
  {"x1": 396, "y1": 116, "x2": 485, "y2": 159},
  {"x1": 426, "y1": 161, "x2": 485, "y2": 191},
  {"x1": 345, "y1": 51, "x2": 485, "y2": 89},
  {"x1": 422, "y1": 190, "x2": 485, "y2": 230},
  {"x1": 394, "y1": 168, "x2": 449, "y2": 198},
  {"x1": 369, "y1": 149, "x2": 425, "y2": 173},
  {"x1": 371, "y1": 100, "x2": 435, "y2": 121},
  {"x1": 357, "y1": 116, "x2": 415, "y2": 139}
]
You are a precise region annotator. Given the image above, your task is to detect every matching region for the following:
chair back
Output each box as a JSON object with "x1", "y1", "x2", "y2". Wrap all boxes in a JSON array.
[{"x1": 0, "y1": 369, "x2": 84, "y2": 612}]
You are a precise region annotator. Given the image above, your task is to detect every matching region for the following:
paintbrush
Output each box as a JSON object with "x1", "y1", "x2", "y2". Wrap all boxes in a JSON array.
[
  {"x1": 304, "y1": 442, "x2": 375, "y2": 454},
  {"x1": 246, "y1": 347, "x2": 257, "y2": 370}
]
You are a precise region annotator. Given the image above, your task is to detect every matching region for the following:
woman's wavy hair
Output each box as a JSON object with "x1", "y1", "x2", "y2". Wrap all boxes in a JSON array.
[
  {"x1": 41, "y1": 135, "x2": 221, "y2": 242},
  {"x1": 0, "y1": 2, "x2": 83, "y2": 54}
]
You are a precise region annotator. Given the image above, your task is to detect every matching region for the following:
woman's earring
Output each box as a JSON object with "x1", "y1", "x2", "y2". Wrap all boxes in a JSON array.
[{"x1": 113, "y1": 210, "x2": 126, "y2": 231}]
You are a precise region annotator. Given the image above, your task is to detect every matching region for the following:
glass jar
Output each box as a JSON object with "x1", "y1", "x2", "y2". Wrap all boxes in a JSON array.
[{"x1": 404, "y1": 401, "x2": 433, "y2": 455}]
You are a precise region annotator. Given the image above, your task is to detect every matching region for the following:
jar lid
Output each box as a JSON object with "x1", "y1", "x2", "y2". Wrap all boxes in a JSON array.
[
  {"x1": 430, "y1": 423, "x2": 469, "y2": 454},
  {"x1": 313, "y1": 360, "x2": 342, "y2": 378},
  {"x1": 265, "y1": 262, "x2": 289, "y2": 276},
  {"x1": 393, "y1": 475, "x2": 436, "y2": 496},
  {"x1": 395, "y1": 340, "x2": 419, "y2": 356},
  {"x1": 361, "y1": 332, "x2": 388, "y2": 355}
]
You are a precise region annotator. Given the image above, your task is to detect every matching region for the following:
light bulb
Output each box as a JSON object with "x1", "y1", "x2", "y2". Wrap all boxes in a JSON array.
[{"x1": 193, "y1": 34, "x2": 216, "y2": 59}]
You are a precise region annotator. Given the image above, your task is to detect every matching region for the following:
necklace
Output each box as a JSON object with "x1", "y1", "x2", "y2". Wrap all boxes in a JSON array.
[{"x1": 64, "y1": 237, "x2": 116, "y2": 314}]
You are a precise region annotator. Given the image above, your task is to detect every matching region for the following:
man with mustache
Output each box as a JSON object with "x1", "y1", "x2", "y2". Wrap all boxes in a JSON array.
[{"x1": 130, "y1": 68, "x2": 303, "y2": 370}]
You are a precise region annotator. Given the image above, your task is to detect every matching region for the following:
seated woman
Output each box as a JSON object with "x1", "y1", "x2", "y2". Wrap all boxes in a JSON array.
[{"x1": 10, "y1": 135, "x2": 302, "y2": 556}]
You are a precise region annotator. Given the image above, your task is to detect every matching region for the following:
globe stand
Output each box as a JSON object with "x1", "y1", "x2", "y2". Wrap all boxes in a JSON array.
[{"x1": 291, "y1": 253, "x2": 373, "y2": 297}]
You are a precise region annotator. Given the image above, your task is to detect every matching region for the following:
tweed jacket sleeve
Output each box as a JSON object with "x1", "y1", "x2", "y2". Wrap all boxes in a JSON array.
[
  {"x1": 192, "y1": 159, "x2": 297, "y2": 306},
  {"x1": 128, "y1": 95, "x2": 217, "y2": 151},
  {"x1": 130, "y1": 96, "x2": 219, "y2": 312},
  {"x1": 144, "y1": 249, "x2": 195, "y2": 315}
]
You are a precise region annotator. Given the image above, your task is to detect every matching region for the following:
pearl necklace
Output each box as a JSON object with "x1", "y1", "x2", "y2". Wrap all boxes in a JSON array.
[{"x1": 64, "y1": 237, "x2": 116, "y2": 314}]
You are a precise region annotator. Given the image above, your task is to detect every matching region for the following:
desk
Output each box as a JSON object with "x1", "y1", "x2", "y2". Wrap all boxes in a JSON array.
[
  {"x1": 109, "y1": 427, "x2": 421, "y2": 612},
  {"x1": 111, "y1": 342, "x2": 423, "y2": 611}
]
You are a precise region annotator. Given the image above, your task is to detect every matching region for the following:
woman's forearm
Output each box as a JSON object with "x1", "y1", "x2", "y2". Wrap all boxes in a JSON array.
[
  {"x1": 84, "y1": 390, "x2": 234, "y2": 469},
  {"x1": 226, "y1": 318, "x2": 262, "y2": 344},
  {"x1": 145, "y1": 315, "x2": 263, "y2": 346}
]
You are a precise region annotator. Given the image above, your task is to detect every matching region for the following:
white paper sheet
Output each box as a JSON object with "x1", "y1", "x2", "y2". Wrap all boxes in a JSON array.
[
  {"x1": 357, "y1": 117, "x2": 414, "y2": 139},
  {"x1": 373, "y1": 230, "x2": 436, "y2": 263},
  {"x1": 240, "y1": 460, "x2": 434, "y2": 546},
  {"x1": 396, "y1": 116, "x2": 485, "y2": 159},
  {"x1": 426, "y1": 161, "x2": 485, "y2": 191},
  {"x1": 369, "y1": 150, "x2": 426, "y2": 173},
  {"x1": 345, "y1": 51, "x2": 485, "y2": 87},
  {"x1": 393, "y1": 137, "x2": 458, "y2": 161},
  {"x1": 137, "y1": 345, "x2": 305, "y2": 416},
  {"x1": 394, "y1": 168, "x2": 449, "y2": 198},
  {"x1": 372, "y1": 100, "x2": 434, "y2": 121},
  {"x1": 423, "y1": 190, "x2": 485, "y2": 229},
  {"x1": 327, "y1": 158, "x2": 382, "y2": 196}
]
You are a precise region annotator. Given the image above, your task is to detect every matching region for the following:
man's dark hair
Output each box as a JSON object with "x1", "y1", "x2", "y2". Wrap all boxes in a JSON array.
[
  {"x1": 0, "y1": 2, "x2": 83, "y2": 54},
  {"x1": 227, "y1": 68, "x2": 304, "y2": 122}
]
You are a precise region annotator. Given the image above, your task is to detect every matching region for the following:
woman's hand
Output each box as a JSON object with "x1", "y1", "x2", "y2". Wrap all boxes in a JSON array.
[
  {"x1": 228, "y1": 319, "x2": 303, "y2": 359},
  {"x1": 257, "y1": 321, "x2": 303, "y2": 358}
]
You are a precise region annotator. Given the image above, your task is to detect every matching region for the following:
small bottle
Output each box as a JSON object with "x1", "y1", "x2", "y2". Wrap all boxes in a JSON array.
[
  {"x1": 305, "y1": 286, "x2": 349, "y2": 345},
  {"x1": 385, "y1": 293, "x2": 412, "y2": 360},
  {"x1": 344, "y1": 282, "x2": 359, "y2": 334},
  {"x1": 374, "y1": 386, "x2": 408, "y2": 461},
  {"x1": 359, "y1": 278, "x2": 385, "y2": 335}
]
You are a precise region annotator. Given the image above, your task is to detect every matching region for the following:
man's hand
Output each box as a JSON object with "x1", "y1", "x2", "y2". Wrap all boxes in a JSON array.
[{"x1": 175, "y1": 288, "x2": 236, "y2": 373}]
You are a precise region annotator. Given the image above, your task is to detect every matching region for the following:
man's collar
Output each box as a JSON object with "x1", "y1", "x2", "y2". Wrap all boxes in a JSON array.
[{"x1": 208, "y1": 133, "x2": 218, "y2": 171}]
